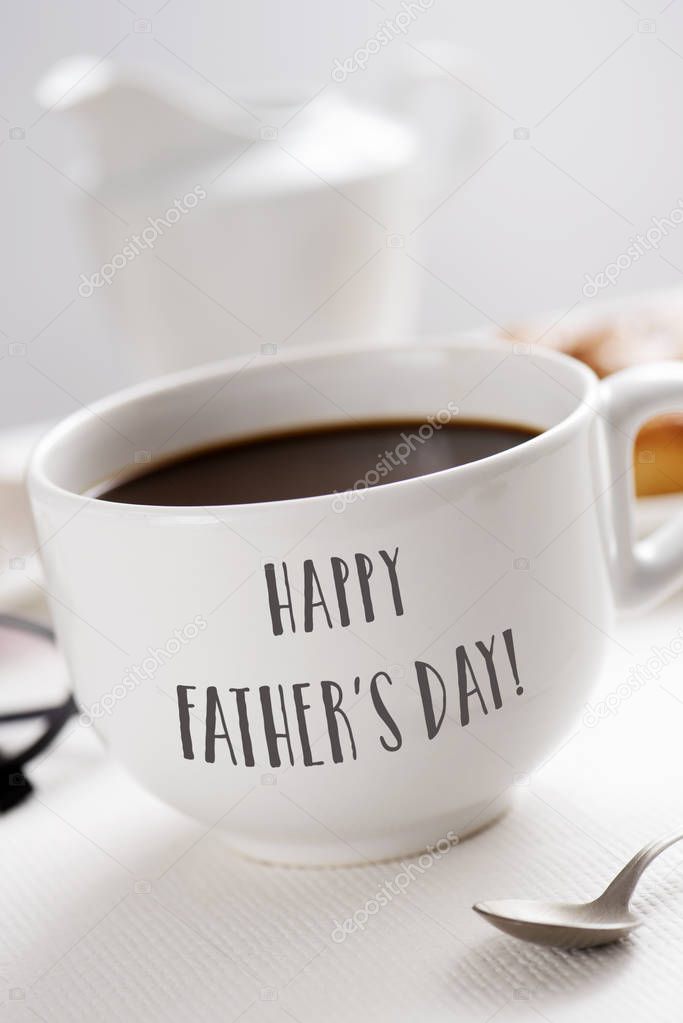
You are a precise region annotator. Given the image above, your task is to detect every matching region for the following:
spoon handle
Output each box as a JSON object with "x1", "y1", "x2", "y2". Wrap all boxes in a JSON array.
[{"x1": 596, "y1": 830, "x2": 683, "y2": 909}]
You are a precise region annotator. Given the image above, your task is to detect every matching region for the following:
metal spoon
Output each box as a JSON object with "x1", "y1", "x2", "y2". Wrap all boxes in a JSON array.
[{"x1": 473, "y1": 830, "x2": 683, "y2": 949}]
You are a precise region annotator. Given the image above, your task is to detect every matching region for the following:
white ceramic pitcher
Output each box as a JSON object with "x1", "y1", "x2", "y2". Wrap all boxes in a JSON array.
[{"x1": 37, "y1": 50, "x2": 485, "y2": 377}]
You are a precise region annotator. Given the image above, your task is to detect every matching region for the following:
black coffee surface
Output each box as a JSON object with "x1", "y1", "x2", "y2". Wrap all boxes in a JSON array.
[{"x1": 97, "y1": 420, "x2": 538, "y2": 507}]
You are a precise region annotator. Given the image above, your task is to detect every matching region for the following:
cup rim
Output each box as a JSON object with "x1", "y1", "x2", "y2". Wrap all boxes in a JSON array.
[{"x1": 29, "y1": 336, "x2": 600, "y2": 518}]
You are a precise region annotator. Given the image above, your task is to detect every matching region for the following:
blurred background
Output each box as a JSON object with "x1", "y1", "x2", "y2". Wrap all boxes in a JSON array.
[{"x1": 1, "y1": 0, "x2": 683, "y2": 427}]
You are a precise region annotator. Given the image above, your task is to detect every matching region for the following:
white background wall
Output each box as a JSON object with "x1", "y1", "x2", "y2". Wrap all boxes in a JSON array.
[{"x1": 2, "y1": 0, "x2": 683, "y2": 427}]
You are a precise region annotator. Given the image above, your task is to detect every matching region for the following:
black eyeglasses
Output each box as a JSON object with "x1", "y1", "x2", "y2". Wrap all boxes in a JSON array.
[{"x1": 0, "y1": 615, "x2": 76, "y2": 812}]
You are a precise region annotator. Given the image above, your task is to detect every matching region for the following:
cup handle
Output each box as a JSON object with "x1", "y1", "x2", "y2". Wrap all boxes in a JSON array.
[{"x1": 599, "y1": 363, "x2": 683, "y2": 613}]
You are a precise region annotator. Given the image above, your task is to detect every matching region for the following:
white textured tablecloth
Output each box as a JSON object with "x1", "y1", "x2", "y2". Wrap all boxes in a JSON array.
[{"x1": 2, "y1": 584, "x2": 683, "y2": 1023}]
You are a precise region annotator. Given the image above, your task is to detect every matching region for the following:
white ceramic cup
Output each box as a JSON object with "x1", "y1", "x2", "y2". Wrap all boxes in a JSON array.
[{"x1": 27, "y1": 339, "x2": 683, "y2": 865}]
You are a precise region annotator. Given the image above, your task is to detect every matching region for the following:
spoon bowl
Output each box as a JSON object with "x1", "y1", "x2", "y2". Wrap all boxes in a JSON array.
[{"x1": 473, "y1": 898, "x2": 641, "y2": 949}]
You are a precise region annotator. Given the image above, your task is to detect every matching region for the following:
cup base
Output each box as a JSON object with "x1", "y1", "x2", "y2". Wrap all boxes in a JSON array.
[{"x1": 222, "y1": 793, "x2": 514, "y2": 868}]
